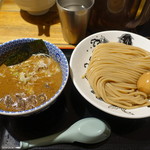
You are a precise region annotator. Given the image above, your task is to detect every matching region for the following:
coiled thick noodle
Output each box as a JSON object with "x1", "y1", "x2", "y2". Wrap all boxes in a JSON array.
[{"x1": 85, "y1": 42, "x2": 150, "y2": 109}]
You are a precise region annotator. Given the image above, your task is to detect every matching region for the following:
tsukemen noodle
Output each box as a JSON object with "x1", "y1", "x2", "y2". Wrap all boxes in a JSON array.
[{"x1": 84, "y1": 42, "x2": 150, "y2": 109}]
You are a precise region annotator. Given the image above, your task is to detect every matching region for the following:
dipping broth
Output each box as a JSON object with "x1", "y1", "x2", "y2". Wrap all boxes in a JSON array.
[{"x1": 0, "y1": 54, "x2": 62, "y2": 112}]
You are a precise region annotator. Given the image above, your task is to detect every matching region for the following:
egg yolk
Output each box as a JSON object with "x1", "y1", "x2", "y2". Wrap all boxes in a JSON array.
[{"x1": 137, "y1": 72, "x2": 150, "y2": 95}]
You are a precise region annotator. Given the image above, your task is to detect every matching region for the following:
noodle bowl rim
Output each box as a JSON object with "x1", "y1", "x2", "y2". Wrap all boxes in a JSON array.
[{"x1": 70, "y1": 30, "x2": 150, "y2": 119}]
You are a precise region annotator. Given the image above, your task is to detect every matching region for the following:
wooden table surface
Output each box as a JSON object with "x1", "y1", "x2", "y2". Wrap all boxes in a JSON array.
[{"x1": 0, "y1": 0, "x2": 75, "y2": 49}]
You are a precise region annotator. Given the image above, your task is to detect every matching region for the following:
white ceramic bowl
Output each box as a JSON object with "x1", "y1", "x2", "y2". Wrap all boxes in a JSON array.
[
  {"x1": 14, "y1": 0, "x2": 55, "y2": 15},
  {"x1": 70, "y1": 30, "x2": 150, "y2": 119},
  {"x1": 0, "y1": 38, "x2": 69, "y2": 116}
]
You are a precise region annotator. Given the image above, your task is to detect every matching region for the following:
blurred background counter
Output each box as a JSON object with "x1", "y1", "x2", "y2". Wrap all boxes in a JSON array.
[
  {"x1": 0, "y1": 0, "x2": 75, "y2": 49},
  {"x1": 1, "y1": 0, "x2": 150, "y2": 49}
]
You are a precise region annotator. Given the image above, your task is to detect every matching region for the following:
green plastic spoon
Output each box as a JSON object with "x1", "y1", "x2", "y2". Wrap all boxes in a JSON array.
[{"x1": 20, "y1": 117, "x2": 111, "y2": 149}]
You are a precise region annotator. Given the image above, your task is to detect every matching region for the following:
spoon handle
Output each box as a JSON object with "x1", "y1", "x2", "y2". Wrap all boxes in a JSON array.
[{"x1": 20, "y1": 131, "x2": 69, "y2": 149}]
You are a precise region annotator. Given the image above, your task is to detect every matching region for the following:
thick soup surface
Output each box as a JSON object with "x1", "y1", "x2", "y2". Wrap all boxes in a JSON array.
[{"x1": 0, "y1": 54, "x2": 62, "y2": 112}]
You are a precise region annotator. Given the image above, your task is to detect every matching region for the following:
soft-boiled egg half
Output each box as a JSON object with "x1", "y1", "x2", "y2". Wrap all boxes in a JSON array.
[{"x1": 137, "y1": 72, "x2": 150, "y2": 95}]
